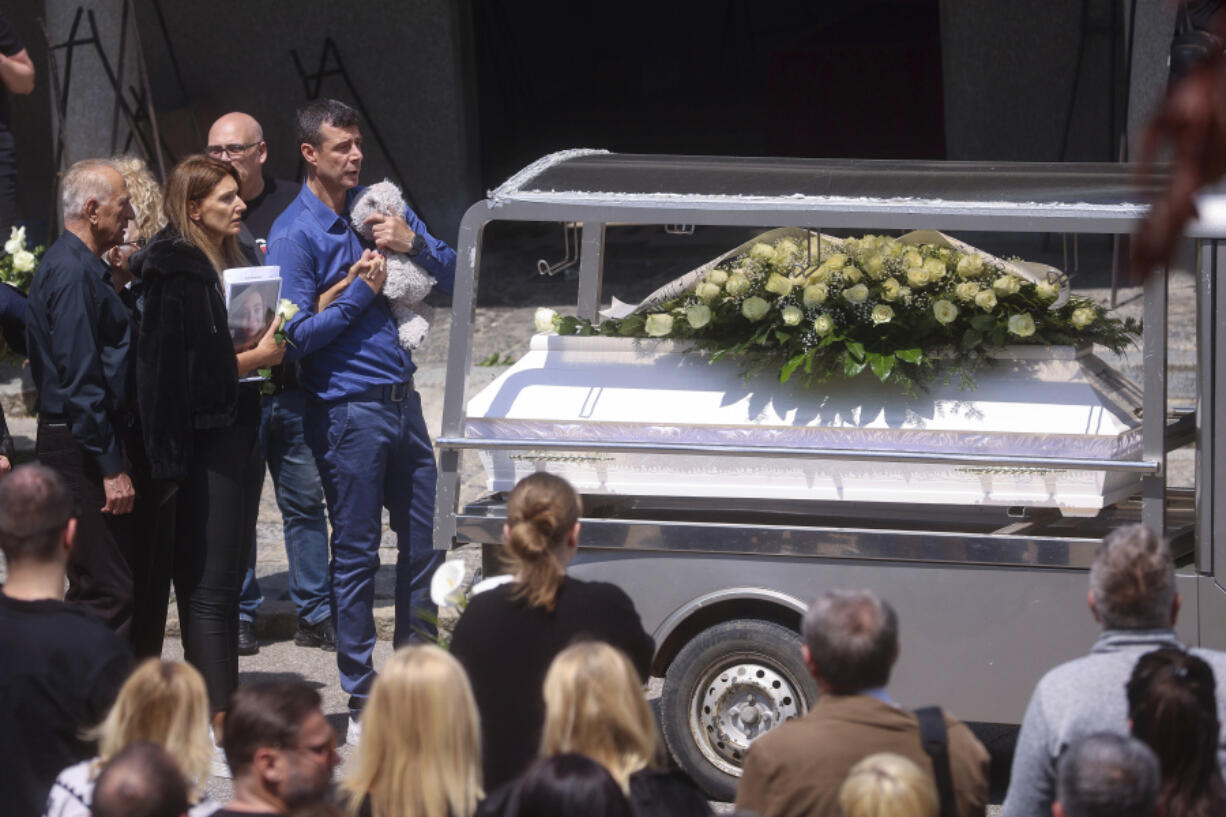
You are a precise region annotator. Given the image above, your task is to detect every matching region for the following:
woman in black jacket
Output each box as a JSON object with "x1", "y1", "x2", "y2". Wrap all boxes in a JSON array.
[
  {"x1": 132, "y1": 155, "x2": 283, "y2": 731},
  {"x1": 450, "y1": 473, "x2": 656, "y2": 790}
]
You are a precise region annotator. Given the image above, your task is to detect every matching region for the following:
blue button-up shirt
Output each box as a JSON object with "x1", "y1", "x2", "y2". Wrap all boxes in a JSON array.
[{"x1": 266, "y1": 183, "x2": 455, "y2": 401}]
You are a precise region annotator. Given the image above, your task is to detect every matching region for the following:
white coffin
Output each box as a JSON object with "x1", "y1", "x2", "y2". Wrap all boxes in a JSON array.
[{"x1": 464, "y1": 335, "x2": 1143, "y2": 514}]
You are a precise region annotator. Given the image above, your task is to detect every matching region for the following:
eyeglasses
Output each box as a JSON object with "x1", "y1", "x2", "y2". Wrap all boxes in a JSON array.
[
  {"x1": 118, "y1": 237, "x2": 148, "y2": 250},
  {"x1": 205, "y1": 141, "x2": 260, "y2": 158}
]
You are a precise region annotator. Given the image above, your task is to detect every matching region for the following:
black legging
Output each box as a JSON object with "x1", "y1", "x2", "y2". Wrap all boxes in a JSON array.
[{"x1": 173, "y1": 422, "x2": 262, "y2": 711}]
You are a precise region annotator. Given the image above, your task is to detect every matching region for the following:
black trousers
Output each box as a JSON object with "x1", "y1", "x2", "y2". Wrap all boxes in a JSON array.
[
  {"x1": 36, "y1": 419, "x2": 172, "y2": 657},
  {"x1": 173, "y1": 422, "x2": 261, "y2": 711}
]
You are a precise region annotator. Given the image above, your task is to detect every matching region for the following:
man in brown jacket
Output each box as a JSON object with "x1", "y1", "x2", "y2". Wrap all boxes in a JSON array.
[{"x1": 734, "y1": 588, "x2": 989, "y2": 817}]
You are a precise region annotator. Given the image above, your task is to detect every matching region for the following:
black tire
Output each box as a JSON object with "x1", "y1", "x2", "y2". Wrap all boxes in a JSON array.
[{"x1": 659, "y1": 619, "x2": 819, "y2": 802}]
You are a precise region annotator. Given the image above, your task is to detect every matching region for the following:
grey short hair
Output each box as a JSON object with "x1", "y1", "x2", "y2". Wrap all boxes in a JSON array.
[
  {"x1": 61, "y1": 158, "x2": 118, "y2": 222},
  {"x1": 1089, "y1": 525, "x2": 1175, "y2": 630},
  {"x1": 1056, "y1": 733, "x2": 1160, "y2": 817},
  {"x1": 802, "y1": 588, "x2": 898, "y2": 693}
]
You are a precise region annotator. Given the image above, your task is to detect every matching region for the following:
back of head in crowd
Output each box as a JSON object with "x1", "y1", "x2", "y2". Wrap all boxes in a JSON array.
[
  {"x1": 223, "y1": 679, "x2": 323, "y2": 777},
  {"x1": 0, "y1": 463, "x2": 74, "y2": 565},
  {"x1": 162, "y1": 154, "x2": 246, "y2": 272},
  {"x1": 540, "y1": 641, "x2": 657, "y2": 792},
  {"x1": 344, "y1": 645, "x2": 482, "y2": 817},
  {"x1": 802, "y1": 588, "x2": 899, "y2": 694},
  {"x1": 1089, "y1": 525, "x2": 1176, "y2": 630},
  {"x1": 111, "y1": 154, "x2": 167, "y2": 238},
  {"x1": 92, "y1": 741, "x2": 189, "y2": 817},
  {"x1": 512, "y1": 754, "x2": 632, "y2": 817},
  {"x1": 92, "y1": 659, "x2": 212, "y2": 801},
  {"x1": 1055, "y1": 732, "x2": 1160, "y2": 817},
  {"x1": 504, "y1": 473, "x2": 581, "y2": 612},
  {"x1": 296, "y1": 97, "x2": 361, "y2": 147},
  {"x1": 1127, "y1": 648, "x2": 1226, "y2": 817},
  {"x1": 838, "y1": 753, "x2": 937, "y2": 817}
]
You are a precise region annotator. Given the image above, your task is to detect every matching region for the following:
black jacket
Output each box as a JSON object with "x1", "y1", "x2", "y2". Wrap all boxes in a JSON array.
[{"x1": 132, "y1": 227, "x2": 238, "y2": 480}]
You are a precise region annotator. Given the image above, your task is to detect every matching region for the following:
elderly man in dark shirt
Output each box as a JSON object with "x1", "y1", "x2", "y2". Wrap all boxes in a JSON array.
[{"x1": 25, "y1": 158, "x2": 148, "y2": 641}]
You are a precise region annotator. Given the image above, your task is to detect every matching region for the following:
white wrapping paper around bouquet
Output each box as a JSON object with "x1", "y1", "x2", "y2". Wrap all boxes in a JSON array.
[{"x1": 467, "y1": 233, "x2": 1136, "y2": 514}]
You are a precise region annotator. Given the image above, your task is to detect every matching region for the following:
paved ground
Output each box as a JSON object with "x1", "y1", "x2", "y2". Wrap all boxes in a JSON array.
[{"x1": 0, "y1": 229, "x2": 1199, "y2": 814}]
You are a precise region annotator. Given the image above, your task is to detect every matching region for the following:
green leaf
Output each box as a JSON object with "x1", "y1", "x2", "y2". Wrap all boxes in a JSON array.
[
  {"x1": 844, "y1": 351, "x2": 867, "y2": 377},
  {"x1": 844, "y1": 339, "x2": 866, "y2": 361},
  {"x1": 961, "y1": 329, "x2": 982, "y2": 351},
  {"x1": 896, "y1": 348, "x2": 922, "y2": 364},
  {"x1": 780, "y1": 354, "x2": 806, "y2": 383},
  {"x1": 774, "y1": 330, "x2": 792, "y2": 345},
  {"x1": 555, "y1": 316, "x2": 582, "y2": 335},
  {"x1": 969, "y1": 315, "x2": 995, "y2": 332},
  {"x1": 803, "y1": 349, "x2": 815, "y2": 373},
  {"x1": 868, "y1": 352, "x2": 896, "y2": 382}
]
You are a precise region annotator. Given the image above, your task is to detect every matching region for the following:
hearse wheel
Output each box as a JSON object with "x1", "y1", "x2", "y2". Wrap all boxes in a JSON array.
[{"x1": 660, "y1": 619, "x2": 819, "y2": 802}]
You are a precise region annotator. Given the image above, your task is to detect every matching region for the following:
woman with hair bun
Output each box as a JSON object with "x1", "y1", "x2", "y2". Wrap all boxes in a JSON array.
[
  {"x1": 1127, "y1": 647, "x2": 1226, "y2": 817},
  {"x1": 450, "y1": 472, "x2": 654, "y2": 790}
]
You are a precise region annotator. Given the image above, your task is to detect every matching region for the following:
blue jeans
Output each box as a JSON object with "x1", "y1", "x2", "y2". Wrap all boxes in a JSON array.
[
  {"x1": 303, "y1": 389, "x2": 443, "y2": 713},
  {"x1": 238, "y1": 389, "x2": 331, "y2": 626}
]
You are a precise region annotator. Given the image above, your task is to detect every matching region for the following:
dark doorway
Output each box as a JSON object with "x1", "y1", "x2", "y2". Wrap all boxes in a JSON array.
[{"x1": 471, "y1": 0, "x2": 946, "y2": 189}]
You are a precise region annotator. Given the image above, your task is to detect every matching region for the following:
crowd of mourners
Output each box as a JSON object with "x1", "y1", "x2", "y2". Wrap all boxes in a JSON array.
[{"x1": 0, "y1": 43, "x2": 1222, "y2": 817}]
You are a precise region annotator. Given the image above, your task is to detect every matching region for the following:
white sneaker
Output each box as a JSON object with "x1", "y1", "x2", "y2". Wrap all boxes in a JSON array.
[
  {"x1": 346, "y1": 715, "x2": 362, "y2": 747},
  {"x1": 209, "y1": 727, "x2": 232, "y2": 779}
]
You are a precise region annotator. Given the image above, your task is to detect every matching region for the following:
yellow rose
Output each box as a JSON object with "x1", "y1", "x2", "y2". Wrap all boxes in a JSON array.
[
  {"x1": 706, "y1": 269, "x2": 728, "y2": 286},
  {"x1": 741, "y1": 296, "x2": 770, "y2": 322},
  {"x1": 956, "y1": 254, "x2": 985, "y2": 278},
  {"x1": 923, "y1": 257, "x2": 947, "y2": 281},
  {"x1": 1008, "y1": 313, "x2": 1036, "y2": 337},
  {"x1": 725, "y1": 273, "x2": 751, "y2": 296},
  {"x1": 764, "y1": 273, "x2": 794, "y2": 297},
  {"x1": 880, "y1": 277, "x2": 901, "y2": 302},
  {"x1": 871, "y1": 304, "x2": 894, "y2": 325},
  {"x1": 645, "y1": 314, "x2": 674, "y2": 337},
  {"x1": 781, "y1": 305, "x2": 803, "y2": 326},
  {"x1": 813, "y1": 314, "x2": 834, "y2": 336},
  {"x1": 906, "y1": 266, "x2": 931, "y2": 288},
  {"x1": 1071, "y1": 306, "x2": 1096, "y2": 329},
  {"x1": 803, "y1": 283, "x2": 829, "y2": 307},
  {"x1": 974, "y1": 290, "x2": 998, "y2": 311},
  {"x1": 842, "y1": 283, "x2": 870, "y2": 304},
  {"x1": 695, "y1": 282, "x2": 722, "y2": 303},
  {"x1": 685, "y1": 304, "x2": 712, "y2": 329},
  {"x1": 933, "y1": 299, "x2": 958, "y2": 325}
]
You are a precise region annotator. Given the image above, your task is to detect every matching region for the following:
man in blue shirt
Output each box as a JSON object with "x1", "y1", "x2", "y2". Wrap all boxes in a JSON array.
[{"x1": 267, "y1": 99, "x2": 453, "y2": 739}]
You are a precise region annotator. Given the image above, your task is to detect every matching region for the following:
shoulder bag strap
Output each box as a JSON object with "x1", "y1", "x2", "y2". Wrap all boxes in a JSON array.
[{"x1": 914, "y1": 705, "x2": 957, "y2": 817}]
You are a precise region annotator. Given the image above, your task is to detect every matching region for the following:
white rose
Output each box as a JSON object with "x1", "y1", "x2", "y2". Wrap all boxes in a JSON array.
[
  {"x1": 841, "y1": 265, "x2": 864, "y2": 285},
  {"x1": 955, "y1": 281, "x2": 980, "y2": 302},
  {"x1": 695, "y1": 282, "x2": 722, "y2": 304},
  {"x1": 863, "y1": 253, "x2": 886, "y2": 279},
  {"x1": 905, "y1": 266, "x2": 931, "y2": 288},
  {"x1": 1008, "y1": 313, "x2": 1036, "y2": 337},
  {"x1": 4, "y1": 225, "x2": 23, "y2": 256},
  {"x1": 685, "y1": 304, "x2": 712, "y2": 329},
  {"x1": 725, "y1": 273, "x2": 751, "y2": 297},
  {"x1": 993, "y1": 275, "x2": 1021, "y2": 296},
  {"x1": 904, "y1": 249, "x2": 924, "y2": 269},
  {"x1": 645, "y1": 313, "x2": 674, "y2": 336},
  {"x1": 774, "y1": 239, "x2": 802, "y2": 266},
  {"x1": 871, "y1": 304, "x2": 894, "y2": 325},
  {"x1": 276, "y1": 298, "x2": 300, "y2": 322},
  {"x1": 923, "y1": 257, "x2": 947, "y2": 281},
  {"x1": 813, "y1": 314, "x2": 834, "y2": 336},
  {"x1": 975, "y1": 290, "x2": 998, "y2": 311},
  {"x1": 741, "y1": 296, "x2": 770, "y2": 322},
  {"x1": 749, "y1": 243, "x2": 776, "y2": 264},
  {"x1": 764, "y1": 273, "x2": 793, "y2": 297},
  {"x1": 1035, "y1": 280, "x2": 1060, "y2": 300},
  {"x1": 880, "y1": 277, "x2": 901, "y2": 302},
  {"x1": 933, "y1": 299, "x2": 958, "y2": 325},
  {"x1": 780, "y1": 305, "x2": 803, "y2": 326},
  {"x1": 842, "y1": 283, "x2": 870, "y2": 304},
  {"x1": 706, "y1": 269, "x2": 728, "y2": 286},
  {"x1": 12, "y1": 250, "x2": 35, "y2": 273},
  {"x1": 534, "y1": 307, "x2": 558, "y2": 333},
  {"x1": 956, "y1": 254, "x2": 984, "y2": 278},
  {"x1": 1071, "y1": 307, "x2": 1096, "y2": 329},
  {"x1": 802, "y1": 283, "x2": 828, "y2": 307}
]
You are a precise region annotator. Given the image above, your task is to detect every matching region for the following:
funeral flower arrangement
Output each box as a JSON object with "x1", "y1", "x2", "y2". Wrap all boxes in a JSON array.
[
  {"x1": 0, "y1": 226, "x2": 43, "y2": 292},
  {"x1": 538, "y1": 231, "x2": 1140, "y2": 391}
]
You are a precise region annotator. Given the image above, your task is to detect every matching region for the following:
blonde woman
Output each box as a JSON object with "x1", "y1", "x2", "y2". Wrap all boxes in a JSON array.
[
  {"x1": 838, "y1": 753, "x2": 939, "y2": 817},
  {"x1": 44, "y1": 659, "x2": 219, "y2": 817},
  {"x1": 476, "y1": 641, "x2": 708, "y2": 817},
  {"x1": 344, "y1": 645, "x2": 482, "y2": 817},
  {"x1": 450, "y1": 473, "x2": 654, "y2": 790}
]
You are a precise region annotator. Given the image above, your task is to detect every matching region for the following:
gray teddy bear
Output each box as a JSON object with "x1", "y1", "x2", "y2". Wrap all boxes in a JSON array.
[{"x1": 350, "y1": 180, "x2": 435, "y2": 350}]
